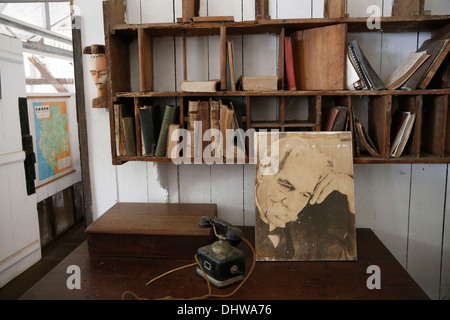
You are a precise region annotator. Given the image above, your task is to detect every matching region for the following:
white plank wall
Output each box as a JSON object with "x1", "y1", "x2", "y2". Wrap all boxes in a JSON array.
[{"x1": 76, "y1": 0, "x2": 450, "y2": 299}]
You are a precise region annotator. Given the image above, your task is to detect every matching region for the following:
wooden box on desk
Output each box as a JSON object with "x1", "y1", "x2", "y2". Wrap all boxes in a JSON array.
[{"x1": 85, "y1": 203, "x2": 216, "y2": 259}]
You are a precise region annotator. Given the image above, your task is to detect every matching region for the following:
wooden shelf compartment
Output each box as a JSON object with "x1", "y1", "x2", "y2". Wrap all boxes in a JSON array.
[{"x1": 421, "y1": 94, "x2": 449, "y2": 158}]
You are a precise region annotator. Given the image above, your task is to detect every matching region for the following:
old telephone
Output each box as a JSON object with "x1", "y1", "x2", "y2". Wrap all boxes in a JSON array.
[
  {"x1": 196, "y1": 216, "x2": 247, "y2": 288},
  {"x1": 122, "y1": 216, "x2": 255, "y2": 300}
]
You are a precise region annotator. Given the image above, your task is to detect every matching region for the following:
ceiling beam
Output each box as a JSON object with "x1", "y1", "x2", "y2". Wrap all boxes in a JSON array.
[
  {"x1": 0, "y1": 13, "x2": 72, "y2": 45},
  {"x1": 28, "y1": 55, "x2": 69, "y2": 93},
  {"x1": 23, "y1": 41, "x2": 73, "y2": 59}
]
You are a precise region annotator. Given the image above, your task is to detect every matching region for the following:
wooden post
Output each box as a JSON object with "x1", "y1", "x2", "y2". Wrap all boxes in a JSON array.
[
  {"x1": 138, "y1": 29, "x2": 153, "y2": 92},
  {"x1": 392, "y1": 0, "x2": 425, "y2": 16},
  {"x1": 182, "y1": 0, "x2": 199, "y2": 22},
  {"x1": 324, "y1": 0, "x2": 346, "y2": 18},
  {"x1": 255, "y1": 0, "x2": 270, "y2": 20}
]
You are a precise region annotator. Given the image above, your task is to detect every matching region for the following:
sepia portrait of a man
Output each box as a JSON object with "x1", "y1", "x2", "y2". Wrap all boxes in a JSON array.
[{"x1": 255, "y1": 132, "x2": 357, "y2": 261}]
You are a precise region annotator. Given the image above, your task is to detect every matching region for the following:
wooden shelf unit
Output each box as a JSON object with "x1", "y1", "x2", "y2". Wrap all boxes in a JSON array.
[{"x1": 103, "y1": 0, "x2": 450, "y2": 165}]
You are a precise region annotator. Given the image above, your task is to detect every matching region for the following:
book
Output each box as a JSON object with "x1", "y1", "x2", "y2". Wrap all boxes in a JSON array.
[
  {"x1": 401, "y1": 40, "x2": 448, "y2": 90},
  {"x1": 114, "y1": 104, "x2": 123, "y2": 156},
  {"x1": 198, "y1": 100, "x2": 210, "y2": 153},
  {"x1": 346, "y1": 54, "x2": 364, "y2": 90},
  {"x1": 166, "y1": 124, "x2": 181, "y2": 159},
  {"x1": 354, "y1": 119, "x2": 380, "y2": 157},
  {"x1": 155, "y1": 105, "x2": 177, "y2": 157},
  {"x1": 285, "y1": 36, "x2": 297, "y2": 91},
  {"x1": 331, "y1": 106, "x2": 349, "y2": 131},
  {"x1": 121, "y1": 116, "x2": 137, "y2": 156},
  {"x1": 419, "y1": 41, "x2": 450, "y2": 89},
  {"x1": 348, "y1": 40, "x2": 385, "y2": 91},
  {"x1": 390, "y1": 111, "x2": 416, "y2": 157},
  {"x1": 228, "y1": 42, "x2": 236, "y2": 91},
  {"x1": 210, "y1": 99, "x2": 221, "y2": 157},
  {"x1": 180, "y1": 80, "x2": 219, "y2": 92},
  {"x1": 322, "y1": 106, "x2": 348, "y2": 131},
  {"x1": 385, "y1": 52, "x2": 429, "y2": 90},
  {"x1": 220, "y1": 102, "x2": 234, "y2": 158},
  {"x1": 138, "y1": 105, "x2": 161, "y2": 156},
  {"x1": 187, "y1": 100, "x2": 200, "y2": 159},
  {"x1": 239, "y1": 75, "x2": 278, "y2": 91}
]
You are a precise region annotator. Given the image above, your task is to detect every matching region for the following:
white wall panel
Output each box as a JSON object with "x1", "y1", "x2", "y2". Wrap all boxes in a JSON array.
[
  {"x1": 408, "y1": 164, "x2": 447, "y2": 300},
  {"x1": 277, "y1": 0, "x2": 311, "y2": 19}
]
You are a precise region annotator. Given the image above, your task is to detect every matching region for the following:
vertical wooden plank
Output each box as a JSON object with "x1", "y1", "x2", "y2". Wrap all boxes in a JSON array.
[
  {"x1": 243, "y1": 33, "x2": 278, "y2": 122},
  {"x1": 208, "y1": 0, "x2": 243, "y2": 21},
  {"x1": 125, "y1": 0, "x2": 142, "y2": 24},
  {"x1": 277, "y1": 0, "x2": 312, "y2": 19},
  {"x1": 312, "y1": 0, "x2": 325, "y2": 18},
  {"x1": 153, "y1": 37, "x2": 176, "y2": 91},
  {"x1": 441, "y1": 165, "x2": 450, "y2": 299},
  {"x1": 353, "y1": 163, "x2": 412, "y2": 268},
  {"x1": 246, "y1": 96, "x2": 252, "y2": 129},
  {"x1": 178, "y1": 165, "x2": 211, "y2": 203},
  {"x1": 408, "y1": 164, "x2": 447, "y2": 300},
  {"x1": 242, "y1": 0, "x2": 256, "y2": 20},
  {"x1": 141, "y1": 0, "x2": 174, "y2": 23},
  {"x1": 324, "y1": 0, "x2": 346, "y2": 18},
  {"x1": 211, "y1": 164, "x2": 244, "y2": 226},
  {"x1": 347, "y1": 0, "x2": 383, "y2": 17},
  {"x1": 243, "y1": 164, "x2": 255, "y2": 226},
  {"x1": 425, "y1": 0, "x2": 450, "y2": 15},
  {"x1": 116, "y1": 162, "x2": 148, "y2": 202},
  {"x1": 147, "y1": 163, "x2": 170, "y2": 202},
  {"x1": 369, "y1": 95, "x2": 391, "y2": 158},
  {"x1": 138, "y1": 29, "x2": 153, "y2": 92}
]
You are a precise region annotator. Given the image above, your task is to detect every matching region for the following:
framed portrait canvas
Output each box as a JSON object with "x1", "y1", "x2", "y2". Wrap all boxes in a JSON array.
[{"x1": 254, "y1": 131, "x2": 357, "y2": 261}]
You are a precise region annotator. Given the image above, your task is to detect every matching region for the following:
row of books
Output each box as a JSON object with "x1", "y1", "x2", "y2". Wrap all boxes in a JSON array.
[
  {"x1": 186, "y1": 99, "x2": 247, "y2": 160},
  {"x1": 114, "y1": 104, "x2": 178, "y2": 158},
  {"x1": 114, "y1": 99, "x2": 247, "y2": 159},
  {"x1": 321, "y1": 105, "x2": 416, "y2": 158},
  {"x1": 346, "y1": 37, "x2": 450, "y2": 91}
]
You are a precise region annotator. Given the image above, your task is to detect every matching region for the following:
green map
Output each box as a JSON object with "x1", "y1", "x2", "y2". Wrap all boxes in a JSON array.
[{"x1": 33, "y1": 101, "x2": 71, "y2": 183}]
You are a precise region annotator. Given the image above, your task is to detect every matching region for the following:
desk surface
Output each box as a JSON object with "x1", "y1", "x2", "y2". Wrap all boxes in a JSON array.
[{"x1": 20, "y1": 228, "x2": 428, "y2": 300}]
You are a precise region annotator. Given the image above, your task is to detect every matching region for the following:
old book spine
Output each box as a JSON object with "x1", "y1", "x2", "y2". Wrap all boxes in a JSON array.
[
  {"x1": 198, "y1": 100, "x2": 210, "y2": 152},
  {"x1": 155, "y1": 105, "x2": 176, "y2": 157},
  {"x1": 285, "y1": 36, "x2": 297, "y2": 91},
  {"x1": 122, "y1": 116, "x2": 137, "y2": 156},
  {"x1": 139, "y1": 106, "x2": 160, "y2": 156}
]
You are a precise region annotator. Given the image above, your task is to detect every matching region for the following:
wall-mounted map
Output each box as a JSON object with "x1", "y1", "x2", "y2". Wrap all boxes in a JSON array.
[{"x1": 31, "y1": 99, "x2": 72, "y2": 186}]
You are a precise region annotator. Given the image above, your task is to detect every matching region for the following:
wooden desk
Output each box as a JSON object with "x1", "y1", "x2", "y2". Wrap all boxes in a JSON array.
[{"x1": 20, "y1": 228, "x2": 428, "y2": 300}]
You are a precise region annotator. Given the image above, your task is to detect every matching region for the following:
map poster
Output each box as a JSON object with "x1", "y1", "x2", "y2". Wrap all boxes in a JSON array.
[{"x1": 32, "y1": 100, "x2": 72, "y2": 186}]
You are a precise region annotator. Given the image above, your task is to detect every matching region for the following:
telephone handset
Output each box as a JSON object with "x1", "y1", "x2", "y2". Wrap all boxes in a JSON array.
[
  {"x1": 196, "y1": 216, "x2": 246, "y2": 288},
  {"x1": 199, "y1": 216, "x2": 243, "y2": 247}
]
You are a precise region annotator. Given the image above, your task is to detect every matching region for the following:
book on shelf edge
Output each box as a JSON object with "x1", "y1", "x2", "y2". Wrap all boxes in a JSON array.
[
  {"x1": 348, "y1": 40, "x2": 385, "y2": 91},
  {"x1": 138, "y1": 105, "x2": 161, "y2": 157},
  {"x1": 155, "y1": 105, "x2": 177, "y2": 157},
  {"x1": 285, "y1": 36, "x2": 297, "y2": 91}
]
